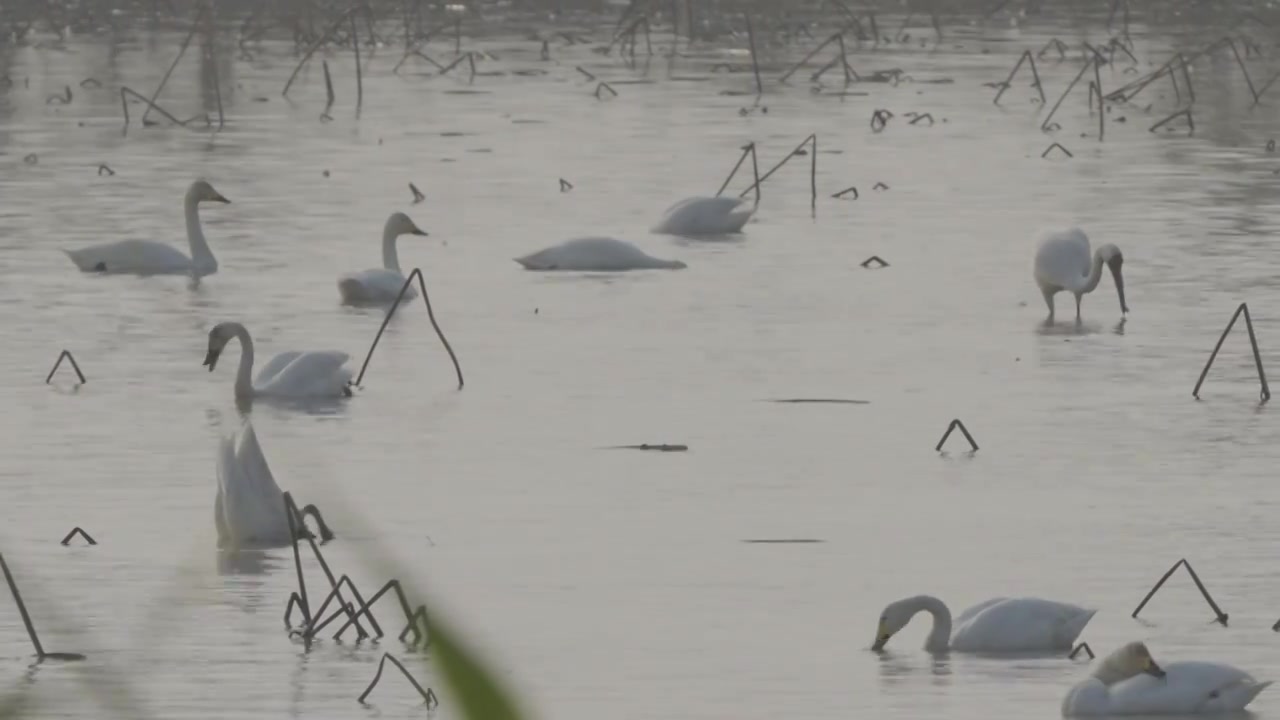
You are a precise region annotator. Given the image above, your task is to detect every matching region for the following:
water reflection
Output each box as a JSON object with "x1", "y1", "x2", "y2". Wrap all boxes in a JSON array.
[{"x1": 877, "y1": 650, "x2": 954, "y2": 685}]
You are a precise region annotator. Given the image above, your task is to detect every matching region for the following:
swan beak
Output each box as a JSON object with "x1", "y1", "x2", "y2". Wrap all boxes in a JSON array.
[
  {"x1": 1107, "y1": 255, "x2": 1128, "y2": 314},
  {"x1": 411, "y1": 227, "x2": 428, "y2": 236},
  {"x1": 1144, "y1": 657, "x2": 1166, "y2": 678},
  {"x1": 871, "y1": 622, "x2": 892, "y2": 651},
  {"x1": 210, "y1": 192, "x2": 230, "y2": 204},
  {"x1": 203, "y1": 348, "x2": 221, "y2": 371}
]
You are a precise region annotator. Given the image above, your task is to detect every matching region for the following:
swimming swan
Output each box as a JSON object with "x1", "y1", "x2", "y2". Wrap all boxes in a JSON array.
[
  {"x1": 215, "y1": 420, "x2": 334, "y2": 549},
  {"x1": 1062, "y1": 641, "x2": 1270, "y2": 716},
  {"x1": 651, "y1": 196, "x2": 754, "y2": 236},
  {"x1": 64, "y1": 179, "x2": 230, "y2": 278},
  {"x1": 337, "y1": 212, "x2": 429, "y2": 305},
  {"x1": 871, "y1": 595, "x2": 1096, "y2": 653},
  {"x1": 1033, "y1": 227, "x2": 1127, "y2": 325},
  {"x1": 514, "y1": 237, "x2": 687, "y2": 271},
  {"x1": 203, "y1": 321, "x2": 353, "y2": 400}
]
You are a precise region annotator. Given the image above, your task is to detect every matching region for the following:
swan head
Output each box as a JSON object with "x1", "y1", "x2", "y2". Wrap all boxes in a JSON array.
[
  {"x1": 871, "y1": 597, "x2": 920, "y2": 651},
  {"x1": 188, "y1": 179, "x2": 230, "y2": 205},
  {"x1": 387, "y1": 212, "x2": 428, "y2": 237},
  {"x1": 203, "y1": 322, "x2": 237, "y2": 371},
  {"x1": 1098, "y1": 243, "x2": 1127, "y2": 314},
  {"x1": 1096, "y1": 641, "x2": 1165, "y2": 684}
]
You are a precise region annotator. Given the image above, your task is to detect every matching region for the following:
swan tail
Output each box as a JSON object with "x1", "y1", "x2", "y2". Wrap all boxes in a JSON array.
[
  {"x1": 338, "y1": 277, "x2": 368, "y2": 304},
  {"x1": 1219, "y1": 680, "x2": 1271, "y2": 711}
]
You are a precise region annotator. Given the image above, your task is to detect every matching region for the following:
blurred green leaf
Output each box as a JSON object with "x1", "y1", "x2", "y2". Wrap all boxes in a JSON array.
[{"x1": 422, "y1": 609, "x2": 524, "y2": 720}]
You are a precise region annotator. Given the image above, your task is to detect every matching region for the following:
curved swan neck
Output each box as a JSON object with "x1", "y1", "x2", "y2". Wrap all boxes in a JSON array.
[
  {"x1": 228, "y1": 323, "x2": 255, "y2": 398},
  {"x1": 906, "y1": 595, "x2": 953, "y2": 651},
  {"x1": 184, "y1": 192, "x2": 217, "y2": 277},
  {"x1": 381, "y1": 221, "x2": 402, "y2": 272},
  {"x1": 1069, "y1": 251, "x2": 1106, "y2": 295}
]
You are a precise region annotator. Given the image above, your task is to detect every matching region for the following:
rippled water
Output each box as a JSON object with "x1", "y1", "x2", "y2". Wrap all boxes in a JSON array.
[{"x1": 4, "y1": 6, "x2": 1280, "y2": 719}]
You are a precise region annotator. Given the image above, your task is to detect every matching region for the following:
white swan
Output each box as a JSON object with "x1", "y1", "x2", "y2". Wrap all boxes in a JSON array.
[
  {"x1": 514, "y1": 237, "x2": 687, "y2": 271},
  {"x1": 651, "y1": 196, "x2": 754, "y2": 236},
  {"x1": 215, "y1": 420, "x2": 334, "y2": 549},
  {"x1": 203, "y1": 321, "x2": 353, "y2": 400},
  {"x1": 337, "y1": 212, "x2": 428, "y2": 305},
  {"x1": 64, "y1": 179, "x2": 230, "y2": 278},
  {"x1": 871, "y1": 595, "x2": 1096, "y2": 653},
  {"x1": 1062, "y1": 641, "x2": 1270, "y2": 716},
  {"x1": 1033, "y1": 228, "x2": 1128, "y2": 324}
]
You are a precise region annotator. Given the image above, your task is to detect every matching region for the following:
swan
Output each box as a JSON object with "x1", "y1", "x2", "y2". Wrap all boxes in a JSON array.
[
  {"x1": 203, "y1": 321, "x2": 353, "y2": 400},
  {"x1": 1033, "y1": 228, "x2": 1128, "y2": 324},
  {"x1": 64, "y1": 179, "x2": 230, "y2": 278},
  {"x1": 215, "y1": 420, "x2": 335, "y2": 549},
  {"x1": 337, "y1": 212, "x2": 429, "y2": 305},
  {"x1": 651, "y1": 196, "x2": 754, "y2": 236},
  {"x1": 1062, "y1": 641, "x2": 1270, "y2": 716},
  {"x1": 514, "y1": 237, "x2": 687, "y2": 271},
  {"x1": 871, "y1": 595, "x2": 1096, "y2": 653}
]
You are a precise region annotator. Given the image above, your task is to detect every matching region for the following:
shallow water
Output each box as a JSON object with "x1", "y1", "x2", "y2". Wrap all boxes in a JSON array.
[{"x1": 4, "y1": 5, "x2": 1280, "y2": 719}]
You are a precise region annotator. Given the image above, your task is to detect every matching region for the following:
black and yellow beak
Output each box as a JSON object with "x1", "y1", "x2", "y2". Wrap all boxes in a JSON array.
[
  {"x1": 871, "y1": 622, "x2": 892, "y2": 651},
  {"x1": 203, "y1": 347, "x2": 221, "y2": 371},
  {"x1": 1143, "y1": 656, "x2": 1166, "y2": 679}
]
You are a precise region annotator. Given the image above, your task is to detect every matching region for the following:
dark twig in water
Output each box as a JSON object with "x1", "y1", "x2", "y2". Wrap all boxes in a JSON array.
[
  {"x1": 1192, "y1": 302, "x2": 1269, "y2": 401},
  {"x1": 594, "y1": 81, "x2": 618, "y2": 99},
  {"x1": 832, "y1": 186, "x2": 858, "y2": 199},
  {"x1": 744, "y1": 13, "x2": 762, "y2": 96},
  {"x1": 1037, "y1": 38, "x2": 1068, "y2": 60},
  {"x1": 770, "y1": 398, "x2": 869, "y2": 404},
  {"x1": 1041, "y1": 59, "x2": 1095, "y2": 132},
  {"x1": 603, "y1": 444, "x2": 689, "y2": 452},
  {"x1": 559, "y1": 178, "x2": 573, "y2": 192},
  {"x1": 870, "y1": 109, "x2": 892, "y2": 132},
  {"x1": 120, "y1": 86, "x2": 188, "y2": 134},
  {"x1": 354, "y1": 268, "x2": 463, "y2": 391},
  {"x1": 908, "y1": 113, "x2": 934, "y2": 126},
  {"x1": 1041, "y1": 143, "x2": 1073, "y2": 159},
  {"x1": 143, "y1": 3, "x2": 205, "y2": 125},
  {"x1": 1070, "y1": 642, "x2": 1095, "y2": 660},
  {"x1": 283, "y1": 9, "x2": 356, "y2": 98},
  {"x1": 45, "y1": 85, "x2": 71, "y2": 105},
  {"x1": 935, "y1": 419, "x2": 978, "y2": 452},
  {"x1": 351, "y1": 13, "x2": 363, "y2": 114},
  {"x1": 716, "y1": 142, "x2": 760, "y2": 208},
  {"x1": 0, "y1": 554, "x2": 86, "y2": 661},
  {"x1": 97, "y1": 164, "x2": 115, "y2": 176},
  {"x1": 860, "y1": 256, "x2": 888, "y2": 268},
  {"x1": 743, "y1": 538, "x2": 823, "y2": 543},
  {"x1": 1149, "y1": 109, "x2": 1194, "y2": 135},
  {"x1": 330, "y1": 578, "x2": 429, "y2": 645},
  {"x1": 59, "y1": 528, "x2": 96, "y2": 546},
  {"x1": 46, "y1": 350, "x2": 86, "y2": 385},
  {"x1": 409, "y1": 183, "x2": 425, "y2": 203},
  {"x1": 359, "y1": 653, "x2": 439, "y2": 706},
  {"x1": 993, "y1": 50, "x2": 1045, "y2": 105},
  {"x1": 1132, "y1": 558, "x2": 1228, "y2": 625}
]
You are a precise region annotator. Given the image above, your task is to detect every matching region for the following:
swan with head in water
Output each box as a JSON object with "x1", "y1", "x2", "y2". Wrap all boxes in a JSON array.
[
  {"x1": 64, "y1": 179, "x2": 230, "y2": 279},
  {"x1": 652, "y1": 196, "x2": 754, "y2": 236},
  {"x1": 215, "y1": 420, "x2": 334, "y2": 549},
  {"x1": 337, "y1": 212, "x2": 429, "y2": 305},
  {"x1": 203, "y1": 321, "x2": 353, "y2": 400},
  {"x1": 1062, "y1": 641, "x2": 1270, "y2": 716},
  {"x1": 871, "y1": 595, "x2": 1095, "y2": 653},
  {"x1": 1033, "y1": 228, "x2": 1128, "y2": 325},
  {"x1": 514, "y1": 237, "x2": 686, "y2": 271}
]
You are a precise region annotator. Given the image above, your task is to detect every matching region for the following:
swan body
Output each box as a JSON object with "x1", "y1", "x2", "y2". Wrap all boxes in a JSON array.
[
  {"x1": 1063, "y1": 641, "x2": 1270, "y2": 716},
  {"x1": 338, "y1": 212, "x2": 428, "y2": 305},
  {"x1": 652, "y1": 196, "x2": 753, "y2": 236},
  {"x1": 64, "y1": 179, "x2": 230, "y2": 278},
  {"x1": 203, "y1": 321, "x2": 353, "y2": 400},
  {"x1": 514, "y1": 237, "x2": 687, "y2": 271},
  {"x1": 1033, "y1": 228, "x2": 1128, "y2": 324},
  {"x1": 215, "y1": 421, "x2": 334, "y2": 549},
  {"x1": 871, "y1": 595, "x2": 1095, "y2": 653}
]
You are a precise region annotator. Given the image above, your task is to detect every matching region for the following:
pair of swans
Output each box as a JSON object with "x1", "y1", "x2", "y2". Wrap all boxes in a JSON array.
[
  {"x1": 216, "y1": 420, "x2": 334, "y2": 549},
  {"x1": 64, "y1": 180, "x2": 230, "y2": 279},
  {"x1": 871, "y1": 594, "x2": 1268, "y2": 716},
  {"x1": 1033, "y1": 228, "x2": 1128, "y2": 325},
  {"x1": 513, "y1": 196, "x2": 754, "y2": 273}
]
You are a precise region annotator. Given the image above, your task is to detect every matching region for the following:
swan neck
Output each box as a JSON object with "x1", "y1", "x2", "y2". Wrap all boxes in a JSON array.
[
  {"x1": 231, "y1": 323, "x2": 255, "y2": 398},
  {"x1": 1071, "y1": 252, "x2": 1106, "y2": 294},
  {"x1": 185, "y1": 194, "x2": 217, "y2": 277},
  {"x1": 911, "y1": 596, "x2": 952, "y2": 651},
  {"x1": 381, "y1": 224, "x2": 401, "y2": 272}
]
